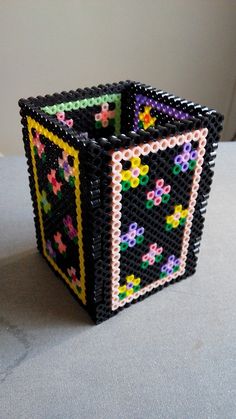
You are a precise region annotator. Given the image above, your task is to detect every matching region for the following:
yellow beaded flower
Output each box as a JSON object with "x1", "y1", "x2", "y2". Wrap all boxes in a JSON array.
[
  {"x1": 138, "y1": 106, "x2": 156, "y2": 130},
  {"x1": 165, "y1": 205, "x2": 188, "y2": 231},
  {"x1": 118, "y1": 274, "x2": 141, "y2": 300},
  {"x1": 121, "y1": 157, "x2": 149, "y2": 191}
]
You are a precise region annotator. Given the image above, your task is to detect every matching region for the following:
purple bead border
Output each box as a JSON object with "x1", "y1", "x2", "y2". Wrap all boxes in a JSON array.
[{"x1": 133, "y1": 94, "x2": 190, "y2": 131}]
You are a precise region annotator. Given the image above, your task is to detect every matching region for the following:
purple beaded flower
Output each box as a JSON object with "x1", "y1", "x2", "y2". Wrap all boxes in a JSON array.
[
  {"x1": 173, "y1": 143, "x2": 198, "y2": 175},
  {"x1": 58, "y1": 151, "x2": 75, "y2": 183}
]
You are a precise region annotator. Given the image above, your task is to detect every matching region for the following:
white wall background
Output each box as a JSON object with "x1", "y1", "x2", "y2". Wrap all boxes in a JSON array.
[{"x1": 1, "y1": 0, "x2": 236, "y2": 155}]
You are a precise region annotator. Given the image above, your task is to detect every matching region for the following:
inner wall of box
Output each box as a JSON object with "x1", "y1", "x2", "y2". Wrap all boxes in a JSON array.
[{"x1": 41, "y1": 90, "x2": 191, "y2": 139}]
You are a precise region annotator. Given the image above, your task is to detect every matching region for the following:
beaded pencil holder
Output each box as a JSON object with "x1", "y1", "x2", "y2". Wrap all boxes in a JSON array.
[{"x1": 19, "y1": 81, "x2": 223, "y2": 323}]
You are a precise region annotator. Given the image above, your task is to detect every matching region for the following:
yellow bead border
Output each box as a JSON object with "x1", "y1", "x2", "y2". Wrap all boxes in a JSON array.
[{"x1": 26, "y1": 116, "x2": 86, "y2": 305}]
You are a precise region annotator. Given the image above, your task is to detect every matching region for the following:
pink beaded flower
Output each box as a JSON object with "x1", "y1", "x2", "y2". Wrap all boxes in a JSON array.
[
  {"x1": 146, "y1": 178, "x2": 171, "y2": 209},
  {"x1": 95, "y1": 103, "x2": 116, "y2": 128},
  {"x1": 47, "y1": 169, "x2": 62, "y2": 197},
  {"x1": 32, "y1": 131, "x2": 45, "y2": 160},
  {"x1": 54, "y1": 232, "x2": 67, "y2": 255},
  {"x1": 141, "y1": 243, "x2": 163, "y2": 269},
  {"x1": 56, "y1": 112, "x2": 73, "y2": 128}
]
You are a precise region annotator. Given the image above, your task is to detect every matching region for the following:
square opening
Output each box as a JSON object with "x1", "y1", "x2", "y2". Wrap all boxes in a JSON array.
[{"x1": 30, "y1": 81, "x2": 205, "y2": 144}]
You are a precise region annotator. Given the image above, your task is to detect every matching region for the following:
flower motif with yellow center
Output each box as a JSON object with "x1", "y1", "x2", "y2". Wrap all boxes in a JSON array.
[
  {"x1": 165, "y1": 204, "x2": 188, "y2": 231},
  {"x1": 138, "y1": 106, "x2": 156, "y2": 130},
  {"x1": 118, "y1": 274, "x2": 141, "y2": 300},
  {"x1": 121, "y1": 157, "x2": 149, "y2": 191}
]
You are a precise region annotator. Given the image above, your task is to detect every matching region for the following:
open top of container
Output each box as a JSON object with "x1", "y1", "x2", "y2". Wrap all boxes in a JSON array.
[{"x1": 19, "y1": 81, "x2": 223, "y2": 152}]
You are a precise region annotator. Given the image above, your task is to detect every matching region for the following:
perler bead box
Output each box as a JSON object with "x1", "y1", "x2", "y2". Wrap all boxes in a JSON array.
[{"x1": 19, "y1": 81, "x2": 223, "y2": 324}]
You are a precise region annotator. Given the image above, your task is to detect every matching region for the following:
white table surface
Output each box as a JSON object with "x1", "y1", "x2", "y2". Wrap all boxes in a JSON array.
[{"x1": 0, "y1": 143, "x2": 236, "y2": 419}]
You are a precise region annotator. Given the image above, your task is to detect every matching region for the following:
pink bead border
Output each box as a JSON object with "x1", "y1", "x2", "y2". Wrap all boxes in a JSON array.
[{"x1": 109, "y1": 128, "x2": 208, "y2": 311}]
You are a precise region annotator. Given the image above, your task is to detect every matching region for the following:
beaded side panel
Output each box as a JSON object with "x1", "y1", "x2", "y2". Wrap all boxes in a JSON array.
[
  {"x1": 26, "y1": 117, "x2": 86, "y2": 304},
  {"x1": 110, "y1": 128, "x2": 208, "y2": 311}
]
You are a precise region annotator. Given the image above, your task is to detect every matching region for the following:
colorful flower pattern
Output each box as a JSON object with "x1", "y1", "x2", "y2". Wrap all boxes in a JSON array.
[
  {"x1": 33, "y1": 107, "x2": 200, "y2": 306},
  {"x1": 63, "y1": 215, "x2": 78, "y2": 244},
  {"x1": 160, "y1": 255, "x2": 180, "y2": 278},
  {"x1": 47, "y1": 169, "x2": 62, "y2": 197},
  {"x1": 32, "y1": 131, "x2": 46, "y2": 161},
  {"x1": 118, "y1": 275, "x2": 141, "y2": 300},
  {"x1": 146, "y1": 178, "x2": 171, "y2": 209},
  {"x1": 165, "y1": 205, "x2": 188, "y2": 231},
  {"x1": 138, "y1": 105, "x2": 156, "y2": 130},
  {"x1": 28, "y1": 116, "x2": 86, "y2": 303},
  {"x1": 121, "y1": 157, "x2": 149, "y2": 191},
  {"x1": 120, "y1": 222, "x2": 144, "y2": 251},
  {"x1": 56, "y1": 111, "x2": 73, "y2": 128},
  {"x1": 58, "y1": 151, "x2": 75, "y2": 186},
  {"x1": 67, "y1": 266, "x2": 81, "y2": 292},
  {"x1": 54, "y1": 232, "x2": 67, "y2": 255},
  {"x1": 118, "y1": 143, "x2": 195, "y2": 298},
  {"x1": 172, "y1": 143, "x2": 198, "y2": 175},
  {"x1": 95, "y1": 103, "x2": 116, "y2": 129},
  {"x1": 141, "y1": 243, "x2": 163, "y2": 269}
]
